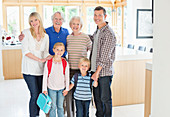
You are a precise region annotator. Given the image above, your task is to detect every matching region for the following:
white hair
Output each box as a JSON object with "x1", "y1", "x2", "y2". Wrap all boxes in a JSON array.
[
  {"x1": 69, "y1": 16, "x2": 83, "y2": 29},
  {"x1": 51, "y1": 11, "x2": 65, "y2": 22}
]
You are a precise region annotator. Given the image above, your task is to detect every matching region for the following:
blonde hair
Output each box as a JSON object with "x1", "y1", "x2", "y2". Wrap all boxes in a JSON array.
[
  {"x1": 79, "y1": 57, "x2": 90, "y2": 67},
  {"x1": 69, "y1": 16, "x2": 83, "y2": 30},
  {"x1": 29, "y1": 12, "x2": 46, "y2": 39},
  {"x1": 53, "y1": 42, "x2": 65, "y2": 50}
]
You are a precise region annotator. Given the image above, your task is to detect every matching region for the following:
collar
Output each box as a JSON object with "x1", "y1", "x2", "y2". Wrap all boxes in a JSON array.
[
  {"x1": 96, "y1": 22, "x2": 108, "y2": 33},
  {"x1": 52, "y1": 26, "x2": 63, "y2": 33}
]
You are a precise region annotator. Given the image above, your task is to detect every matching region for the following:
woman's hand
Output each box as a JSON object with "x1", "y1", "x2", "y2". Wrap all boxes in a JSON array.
[
  {"x1": 63, "y1": 90, "x2": 68, "y2": 96},
  {"x1": 39, "y1": 58, "x2": 47, "y2": 63}
]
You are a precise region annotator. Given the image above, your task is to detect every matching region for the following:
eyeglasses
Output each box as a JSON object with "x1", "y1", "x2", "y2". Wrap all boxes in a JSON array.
[{"x1": 54, "y1": 18, "x2": 63, "y2": 21}]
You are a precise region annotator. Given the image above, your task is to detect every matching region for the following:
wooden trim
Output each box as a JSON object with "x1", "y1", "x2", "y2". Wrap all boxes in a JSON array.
[
  {"x1": 144, "y1": 70, "x2": 152, "y2": 117},
  {"x1": 2, "y1": 5, "x2": 7, "y2": 30}
]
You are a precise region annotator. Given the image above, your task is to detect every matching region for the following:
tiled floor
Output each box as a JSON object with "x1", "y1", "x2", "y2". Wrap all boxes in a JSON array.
[{"x1": 0, "y1": 79, "x2": 144, "y2": 117}]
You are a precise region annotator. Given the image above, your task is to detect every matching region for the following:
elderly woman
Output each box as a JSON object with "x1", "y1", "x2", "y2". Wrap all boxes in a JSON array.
[
  {"x1": 21, "y1": 12, "x2": 50, "y2": 117},
  {"x1": 66, "y1": 16, "x2": 92, "y2": 117}
]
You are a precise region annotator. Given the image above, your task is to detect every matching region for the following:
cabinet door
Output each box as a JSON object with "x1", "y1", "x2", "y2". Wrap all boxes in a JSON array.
[{"x1": 2, "y1": 49, "x2": 23, "y2": 80}]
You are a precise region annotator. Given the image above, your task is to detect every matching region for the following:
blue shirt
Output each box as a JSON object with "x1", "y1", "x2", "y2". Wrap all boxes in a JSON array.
[
  {"x1": 45, "y1": 26, "x2": 69, "y2": 57},
  {"x1": 71, "y1": 73, "x2": 93, "y2": 101}
]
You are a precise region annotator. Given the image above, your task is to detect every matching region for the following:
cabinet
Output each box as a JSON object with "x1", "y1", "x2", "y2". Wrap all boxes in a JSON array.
[
  {"x1": 144, "y1": 68, "x2": 152, "y2": 117},
  {"x1": 2, "y1": 49, "x2": 23, "y2": 80}
]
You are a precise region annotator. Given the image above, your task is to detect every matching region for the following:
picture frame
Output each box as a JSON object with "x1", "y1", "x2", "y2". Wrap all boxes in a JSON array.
[{"x1": 136, "y1": 9, "x2": 153, "y2": 39}]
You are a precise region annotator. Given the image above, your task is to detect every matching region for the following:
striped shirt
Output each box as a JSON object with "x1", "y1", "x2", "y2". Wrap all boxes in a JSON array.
[
  {"x1": 67, "y1": 33, "x2": 92, "y2": 69},
  {"x1": 71, "y1": 73, "x2": 92, "y2": 101}
]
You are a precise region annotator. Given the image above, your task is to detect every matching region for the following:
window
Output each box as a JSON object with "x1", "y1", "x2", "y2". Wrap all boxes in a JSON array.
[
  {"x1": 65, "y1": 6, "x2": 79, "y2": 33},
  {"x1": 86, "y1": 7, "x2": 112, "y2": 34},
  {"x1": 123, "y1": 6, "x2": 127, "y2": 44},
  {"x1": 86, "y1": 7, "x2": 96, "y2": 34},
  {"x1": 7, "y1": 6, "x2": 20, "y2": 37},
  {"x1": 24, "y1": 7, "x2": 36, "y2": 29},
  {"x1": 116, "y1": 7, "x2": 122, "y2": 45},
  {"x1": 43, "y1": 6, "x2": 79, "y2": 32}
]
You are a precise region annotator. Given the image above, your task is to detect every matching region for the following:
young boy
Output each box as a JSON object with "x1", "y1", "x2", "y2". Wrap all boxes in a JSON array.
[
  {"x1": 63, "y1": 57, "x2": 98, "y2": 117},
  {"x1": 43, "y1": 42, "x2": 69, "y2": 117}
]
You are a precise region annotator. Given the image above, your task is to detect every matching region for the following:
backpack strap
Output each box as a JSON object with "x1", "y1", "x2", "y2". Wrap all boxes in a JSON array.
[
  {"x1": 47, "y1": 58, "x2": 53, "y2": 77},
  {"x1": 88, "y1": 72, "x2": 93, "y2": 90},
  {"x1": 61, "y1": 58, "x2": 67, "y2": 75},
  {"x1": 47, "y1": 58, "x2": 67, "y2": 77},
  {"x1": 74, "y1": 73, "x2": 79, "y2": 88}
]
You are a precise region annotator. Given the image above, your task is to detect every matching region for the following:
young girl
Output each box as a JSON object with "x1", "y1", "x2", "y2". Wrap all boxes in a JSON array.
[
  {"x1": 63, "y1": 58, "x2": 98, "y2": 117},
  {"x1": 21, "y1": 12, "x2": 50, "y2": 117},
  {"x1": 66, "y1": 16, "x2": 92, "y2": 117},
  {"x1": 43, "y1": 42, "x2": 69, "y2": 117}
]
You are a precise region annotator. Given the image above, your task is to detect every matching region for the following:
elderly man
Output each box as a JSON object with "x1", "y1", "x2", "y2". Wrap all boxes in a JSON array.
[{"x1": 19, "y1": 11, "x2": 74, "y2": 117}]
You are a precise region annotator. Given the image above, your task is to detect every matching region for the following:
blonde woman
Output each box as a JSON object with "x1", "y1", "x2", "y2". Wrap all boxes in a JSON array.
[{"x1": 21, "y1": 12, "x2": 50, "y2": 117}]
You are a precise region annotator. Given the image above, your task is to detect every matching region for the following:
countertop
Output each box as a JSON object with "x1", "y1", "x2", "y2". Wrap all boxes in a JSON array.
[
  {"x1": 115, "y1": 47, "x2": 153, "y2": 61},
  {"x1": 2, "y1": 46, "x2": 153, "y2": 61},
  {"x1": 146, "y1": 62, "x2": 152, "y2": 71}
]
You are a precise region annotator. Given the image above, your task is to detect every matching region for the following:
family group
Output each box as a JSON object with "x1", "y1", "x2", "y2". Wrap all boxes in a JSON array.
[{"x1": 20, "y1": 6, "x2": 116, "y2": 117}]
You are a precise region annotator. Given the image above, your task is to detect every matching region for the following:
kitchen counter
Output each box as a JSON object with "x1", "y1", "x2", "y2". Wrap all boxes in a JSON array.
[{"x1": 115, "y1": 47, "x2": 153, "y2": 61}]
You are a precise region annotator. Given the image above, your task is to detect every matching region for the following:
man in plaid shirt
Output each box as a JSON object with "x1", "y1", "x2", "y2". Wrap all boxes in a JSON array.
[{"x1": 90, "y1": 6, "x2": 116, "y2": 117}]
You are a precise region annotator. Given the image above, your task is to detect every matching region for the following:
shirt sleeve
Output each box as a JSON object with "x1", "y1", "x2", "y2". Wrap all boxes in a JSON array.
[
  {"x1": 70, "y1": 75, "x2": 75, "y2": 85},
  {"x1": 98, "y1": 31, "x2": 116, "y2": 68},
  {"x1": 42, "y1": 62, "x2": 48, "y2": 92},
  {"x1": 21, "y1": 30, "x2": 30, "y2": 56},
  {"x1": 65, "y1": 61, "x2": 70, "y2": 91},
  {"x1": 86, "y1": 35, "x2": 92, "y2": 51}
]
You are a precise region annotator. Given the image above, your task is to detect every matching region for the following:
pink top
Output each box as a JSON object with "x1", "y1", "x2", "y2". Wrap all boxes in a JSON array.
[{"x1": 43, "y1": 61, "x2": 70, "y2": 92}]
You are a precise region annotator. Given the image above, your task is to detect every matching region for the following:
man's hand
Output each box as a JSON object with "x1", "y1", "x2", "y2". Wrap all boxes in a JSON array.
[
  {"x1": 19, "y1": 32, "x2": 25, "y2": 42},
  {"x1": 91, "y1": 72, "x2": 99, "y2": 81}
]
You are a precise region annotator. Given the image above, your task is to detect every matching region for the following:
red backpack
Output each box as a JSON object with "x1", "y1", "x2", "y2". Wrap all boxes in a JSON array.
[{"x1": 47, "y1": 58, "x2": 67, "y2": 77}]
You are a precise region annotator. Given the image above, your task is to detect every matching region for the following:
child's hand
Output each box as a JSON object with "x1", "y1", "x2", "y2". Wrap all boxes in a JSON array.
[
  {"x1": 43, "y1": 91, "x2": 48, "y2": 96},
  {"x1": 63, "y1": 90, "x2": 68, "y2": 96},
  {"x1": 93, "y1": 81, "x2": 98, "y2": 87}
]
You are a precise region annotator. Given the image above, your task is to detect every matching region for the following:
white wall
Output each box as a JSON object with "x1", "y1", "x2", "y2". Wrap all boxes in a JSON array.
[
  {"x1": 151, "y1": 0, "x2": 170, "y2": 117},
  {"x1": 126, "y1": 0, "x2": 153, "y2": 52}
]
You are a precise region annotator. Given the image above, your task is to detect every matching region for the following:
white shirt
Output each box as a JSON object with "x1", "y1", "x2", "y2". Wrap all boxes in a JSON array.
[
  {"x1": 21, "y1": 29, "x2": 49, "y2": 75},
  {"x1": 42, "y1": 61, "x2": 70, "y2": 91}
]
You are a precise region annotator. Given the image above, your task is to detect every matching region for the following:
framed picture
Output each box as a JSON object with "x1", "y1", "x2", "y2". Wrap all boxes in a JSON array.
[{"x1": 136, "y1": 9, "x2": 153, "y2": 38}]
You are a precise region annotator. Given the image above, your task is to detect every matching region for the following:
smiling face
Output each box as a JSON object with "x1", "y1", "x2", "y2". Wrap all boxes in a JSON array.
[
  {"x1": 30, "y1": 16, "x2": 40, "y2": 29},
  {"x1": 53, "y1": 45, "x2": 65, "y2": 57},
  {"x1": 94, "y1": 10, "x2": 107, "y2": 26},
  {"x1": 52, "y1": 13, "x2": 63, "y2": 30},
  {"x1": 79, "y1": 61, "x2": 90, "y2": 74},
  {"x1": 70, "y1": 19, "x2": 82, "y2": 33}
]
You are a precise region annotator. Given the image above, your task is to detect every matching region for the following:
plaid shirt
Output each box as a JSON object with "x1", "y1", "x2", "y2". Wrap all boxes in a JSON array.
[{"x1": 90, "y1": 23, "x2": 116, "y2": 77}]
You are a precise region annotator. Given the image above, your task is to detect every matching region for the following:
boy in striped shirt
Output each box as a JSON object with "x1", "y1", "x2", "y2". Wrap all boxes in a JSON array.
[{"x1": 63, "y1": 58, "x2": 98, "y2": 117}]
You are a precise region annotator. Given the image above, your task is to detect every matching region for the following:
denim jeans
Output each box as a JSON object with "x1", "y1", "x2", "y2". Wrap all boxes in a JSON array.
[
  {"x1": 48, "y1": 88, "x2": 65, "y2": 117},
  {"x1": 23, "y1": 74, "x2": 43, "y2": 117},
  {"x1": 93, "y1": 76, "x2": 113, "y2": 117},
  {"x1": 75, "y1": 99, "x2": 90, "y2": 117}
]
